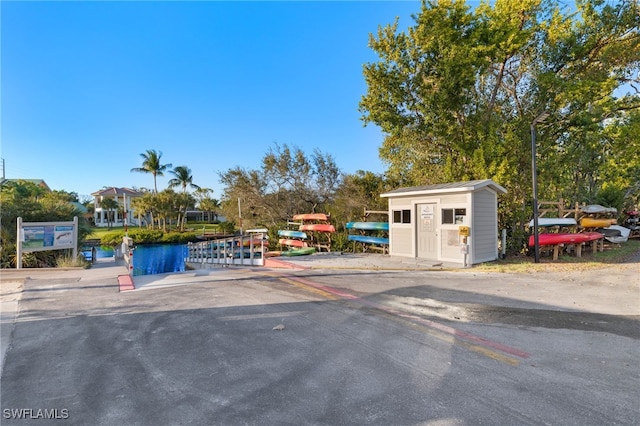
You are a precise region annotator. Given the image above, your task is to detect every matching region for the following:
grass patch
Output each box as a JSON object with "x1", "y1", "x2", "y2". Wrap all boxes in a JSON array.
[
  {"x1": 56, "y1": 254, "x2": 90, "y2": 269},
  {"x1": 473, "y1": 239, "x2": 640, "y2": 273}
]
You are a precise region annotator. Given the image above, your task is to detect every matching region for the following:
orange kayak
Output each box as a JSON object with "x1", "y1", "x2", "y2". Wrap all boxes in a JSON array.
[
  {"x1": 292, "y1": 213, "x2": 328, "y2": 222},
  {"x1": 278, "y1": 238, "x2": 308, "y2": 248},
  {"x1": 299, "y1": 224, "x2": 335, "y2": 233}
]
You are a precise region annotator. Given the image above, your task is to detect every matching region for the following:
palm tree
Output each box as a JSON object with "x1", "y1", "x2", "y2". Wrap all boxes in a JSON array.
[
  {"x1": 168, "y1": 166, "x2": 201, "y2": 192},
  {"x1": 100, "y1": 198, "x2": 119, "y2": 230},
  {"x1": 130, "y1": 150, "x2": 172, "y2": 193}
]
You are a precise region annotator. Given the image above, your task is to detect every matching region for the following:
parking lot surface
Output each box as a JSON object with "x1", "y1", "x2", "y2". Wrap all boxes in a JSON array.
[{"x1": 1, "y1": 253, "x2": 639, "y2": 425}]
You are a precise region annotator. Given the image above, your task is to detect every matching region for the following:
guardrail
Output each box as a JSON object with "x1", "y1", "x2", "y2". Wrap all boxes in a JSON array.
[{"x1": 186, "y1": 233, "x2": 267, "y2": 267}]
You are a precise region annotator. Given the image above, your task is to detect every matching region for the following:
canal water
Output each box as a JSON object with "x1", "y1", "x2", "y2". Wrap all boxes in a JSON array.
[{"x1": 86, "y1": 244, "x2": 187, "y2": 276}]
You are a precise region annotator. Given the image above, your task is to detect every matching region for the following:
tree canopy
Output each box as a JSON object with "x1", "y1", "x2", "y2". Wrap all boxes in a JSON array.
[{"x1": 359, "y1": 0, "x2": 640, "y2": 244}]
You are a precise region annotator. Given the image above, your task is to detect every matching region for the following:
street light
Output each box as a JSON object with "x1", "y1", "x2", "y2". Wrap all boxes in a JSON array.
[{"x1": 531, "y1": 112, "x2": 550, "y2": 263}]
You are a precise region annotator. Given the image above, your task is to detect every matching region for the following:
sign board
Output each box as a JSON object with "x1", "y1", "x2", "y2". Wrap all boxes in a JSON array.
[
  {"x1": 16, "y1": 217, "x2": 78, "y2": 269},
  {"x1": 458, "y1": 226, "x2": 470, "y2": 237},
  {"x1": 420, "y1": 205, "x2": 434, "y2": 219}
]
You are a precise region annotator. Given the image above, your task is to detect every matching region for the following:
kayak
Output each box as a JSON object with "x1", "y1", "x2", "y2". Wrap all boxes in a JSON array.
[
  {"x1": 528, "y1": 232, "x2": 603, "y2": 247},
  {"x1": 280, "y1": 247, "x2": 316, "y2": 256},
  {"x1": 348, "y1": 235, "x2": 389, "y2": 245},
  {"x1": 580, "y1": 205, "x2": 617, "y2": 214},
  {"x1": 346, "y1": 222, "x2": 389, "y2": 231},
  {"x1": 277, "y1": 229, "x2": 308, "y2": 239},
  {"x1": 602, "y1": 225, "x2": 630, "y2": 243},
  {"x1": 278, "y1": 238, "x2": 308, "y2": 248},
  {"x1": 299, "y1": 224, "x2": 336, "y2": 233},
  {"x1": 580, "y1": 217, "x2": 617, "y2": 228},
  {"x1": 292, "y1": 213, "x2": 328, "y2": 222},
  {"x1": 528, "y1": 218, "x2": 577, "y2": 227}
]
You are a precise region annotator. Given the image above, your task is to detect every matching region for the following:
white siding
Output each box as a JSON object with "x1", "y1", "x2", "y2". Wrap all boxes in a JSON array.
[
  {"x1": 471, "y1": 188, "x2": 498, "y2": 263},
  {"x1": 390, "y1": 227, "x2": 413, "y2": 256}
]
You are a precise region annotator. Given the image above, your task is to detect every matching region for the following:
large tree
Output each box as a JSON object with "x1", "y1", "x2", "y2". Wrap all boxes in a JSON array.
[
  {"x1": 359, "y1": 0, "x2": 640, "y2": 248},
  {"x1": 130, "y1": 149, "x2": 173, "y2": 193},
  {"x1": 220, "y1": 143, "x2": 342, "y2": 228}
]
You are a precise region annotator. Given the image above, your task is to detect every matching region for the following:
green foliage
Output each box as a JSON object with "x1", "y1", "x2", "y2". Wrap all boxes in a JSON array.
[
  {"x1": 220, "y1": 143, "x2": 342, "y2": 228},
  {"x1": 99, "y1": 229, "x2": 200, "y2": 246},
  {"x1": 595, "y1": 185, "x2": 626, "y2": 215},
  {"x1": 1, "y1": 180, "x2": 92, "y2": 268},
  {"x1": 168, "y1": 166, "x2": 201, "y2": 192},
  {"x1": 130, "y1": 149, "x2": 173, "y2": 193},
  {"x1": 359, "y1": 0, "x2": 640, "y2": 251}
]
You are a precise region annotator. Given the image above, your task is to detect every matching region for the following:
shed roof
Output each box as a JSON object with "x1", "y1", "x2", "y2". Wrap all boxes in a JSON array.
[{"x1": 380, "y1": 179, "x2": 507, "y2": 198}]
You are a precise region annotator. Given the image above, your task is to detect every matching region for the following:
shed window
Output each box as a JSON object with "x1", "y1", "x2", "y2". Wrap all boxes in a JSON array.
[
  {"x1": 393, "y1": 209, "x2": 411, "y2": 224},
  {"x1": 442, "y1": 208, "x2": 466, "y2": 224}
]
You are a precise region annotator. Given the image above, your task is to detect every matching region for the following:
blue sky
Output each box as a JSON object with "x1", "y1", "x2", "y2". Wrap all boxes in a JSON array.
[{"x1": 2, "y1": 0, "x2": 423, "y2": 201}]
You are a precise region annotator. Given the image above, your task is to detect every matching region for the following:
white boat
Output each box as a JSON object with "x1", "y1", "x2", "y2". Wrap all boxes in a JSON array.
[
  {"x1": 603, "y1": 225, "x2": 630, "y2": 243},
  {"x1": 580, "y1": 204, "x2": 617, "y2": 214},
  {"x1": 529, "y1": 217, "x2": 577, "y2": 227}
]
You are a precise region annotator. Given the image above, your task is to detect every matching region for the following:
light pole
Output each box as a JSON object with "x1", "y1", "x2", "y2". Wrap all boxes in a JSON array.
[{"x1": 531, "y1": 112, "x2": 549, "y2": 263}]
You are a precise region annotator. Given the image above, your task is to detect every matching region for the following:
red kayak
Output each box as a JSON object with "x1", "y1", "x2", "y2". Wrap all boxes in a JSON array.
[{"x1": 529, "y1": 232, "x2": 602, "y2": 247}]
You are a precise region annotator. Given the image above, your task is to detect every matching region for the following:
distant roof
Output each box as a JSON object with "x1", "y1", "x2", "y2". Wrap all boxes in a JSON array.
[
  {"x1": 0, "y1": 178, "x2": 51, "y2": 191},
  {"x1": 380, "y1": 179, "x2": 507, "y2": 198},
  {"x1": 71, "y1": 201, "x2": 88, "y2": 214},
  {"x1": 91, "y1": 187, "x2": 143, "y2": 197}
]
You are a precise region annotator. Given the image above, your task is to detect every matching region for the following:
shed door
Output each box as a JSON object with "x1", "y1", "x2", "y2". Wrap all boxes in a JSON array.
[{"x1": 416, "y1": 203, "x2": 438, "y2": 259}]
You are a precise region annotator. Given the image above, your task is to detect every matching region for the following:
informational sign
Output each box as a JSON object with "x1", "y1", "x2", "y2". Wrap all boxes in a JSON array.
[
  {"x1": 16, "y1": 217, "x2": 78, "y2": 268},
  {"x1": 420, "y1": 205, "x2": 433, "y2": 219},
  {"x1": 458, "y1": 226, "x2": 470, "y2": 237}
]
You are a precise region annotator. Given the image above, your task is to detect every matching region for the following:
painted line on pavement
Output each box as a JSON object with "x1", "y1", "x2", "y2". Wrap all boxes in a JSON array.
[{"x1": 272, "y1": 272, "x2": 531, "y2": 364}]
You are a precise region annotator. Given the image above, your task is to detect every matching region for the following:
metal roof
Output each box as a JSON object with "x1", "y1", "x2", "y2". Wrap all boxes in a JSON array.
[{"x1": 380, "y1": 179, "x2": 507, "y2": 197}]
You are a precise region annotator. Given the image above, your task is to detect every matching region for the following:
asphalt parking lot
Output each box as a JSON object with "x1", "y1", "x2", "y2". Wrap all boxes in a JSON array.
[{"x1": 1, "y1": 254, "x2": 639, "y2": 425}]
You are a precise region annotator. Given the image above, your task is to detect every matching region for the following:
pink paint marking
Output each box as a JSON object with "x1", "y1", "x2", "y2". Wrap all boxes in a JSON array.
[{"x1": 279, "y1": 273, "x2": 530, "y2": 359}]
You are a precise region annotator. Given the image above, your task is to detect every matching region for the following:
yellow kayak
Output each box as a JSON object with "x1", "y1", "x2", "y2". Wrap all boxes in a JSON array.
[{"x1": 580, "y1": 217, "x2": 616, "y2": 228}]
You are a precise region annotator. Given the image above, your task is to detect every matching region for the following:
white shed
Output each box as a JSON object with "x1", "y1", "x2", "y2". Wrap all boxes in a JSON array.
[{"x1": 380, "y1": 179, "x2": 507, "y2": 266}]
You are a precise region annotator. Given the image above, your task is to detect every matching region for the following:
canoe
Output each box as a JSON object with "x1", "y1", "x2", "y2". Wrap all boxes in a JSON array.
[
  {"x1": 528, "y1": 232, "x2": 602, "y2": 247},
  {"x1": 346, "y1": 221, "x2": 389, "y2": 231},
  {"x1": 580, "y1": 217, "x2": 617, "y2": 228},
  {"x1": 280, "y1": 247, "x2": 316, "y2": 256},
  {"x1": 597, "y1": 228, "x2": 621, "y2": 238},
  {"x1": 348, "y1": 235, "x2": 389, "y2": 245},
  {"x1": 603, "y1": 225, "x2": 630, "y2": 243},
  {"x1": 299, "y1": 224, "x2": 336, "y2": 233},
  {"x1": 580, "y1": 205, "x2": 617, "y2": 214},
  {"x1": 277, "y1": 230, "x2": 308, "y2": 239},
  {"x1": 292, "y1": 213, "x2": 328, "y2": 222},
  {"x1": 528, "y1": 218, "x2": 577, "y2": 227},
  {"x1": 278, "y1": 238, "x2": 308, "y2": 248}
]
